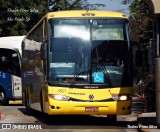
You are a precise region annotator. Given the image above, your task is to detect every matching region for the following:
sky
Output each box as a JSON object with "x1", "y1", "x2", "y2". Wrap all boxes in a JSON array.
[{"x1": 89, "y1": 0, "x2": 130, "y2": 16}]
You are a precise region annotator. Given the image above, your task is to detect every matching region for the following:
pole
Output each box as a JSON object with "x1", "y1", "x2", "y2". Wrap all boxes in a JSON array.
[
  {"x1": 155, "y1": 58, "x2": 160, "y2": 128},
  {"x1": 155, "y1": 14, "x2": 160, "y2": 128}
]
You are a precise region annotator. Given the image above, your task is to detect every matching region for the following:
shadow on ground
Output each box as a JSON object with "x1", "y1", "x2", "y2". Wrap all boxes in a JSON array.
[{"x1": 19, "y1": 108, "x2": 138, "y2": 129}]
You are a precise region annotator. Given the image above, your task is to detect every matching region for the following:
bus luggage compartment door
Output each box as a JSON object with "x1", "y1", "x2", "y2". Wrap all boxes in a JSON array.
[{"x1": 12, "y1": 75, "x2": 22, "y2": 99}]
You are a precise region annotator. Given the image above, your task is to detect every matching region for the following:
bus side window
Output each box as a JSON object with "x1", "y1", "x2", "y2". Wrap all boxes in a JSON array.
[
  {"x1": 1, "y1": 56, "x2": 9, "y2": 65},
  {"x1": 1, "y1": 56, "x2": 6, "y2": 63},
  {"x1": 0, "y1": 56, "x2": 12, "y2": 72}
]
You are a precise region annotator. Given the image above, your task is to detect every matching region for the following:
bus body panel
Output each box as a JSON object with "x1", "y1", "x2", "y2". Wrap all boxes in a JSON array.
[
  {"x1": 0, "y1": 71, "x2": 22, "y2": 100},
  {"x1": 47, "y1": 99, "x2": 131, "y2": 115},
  {"x1": 12, "y1": 75, "x2": 22, "y2": 99},
  {"x1": 46, "y1": 10, "x2": 128, "y2": 19},
  {"x1": 45, "y1": 86, "x2": 132, "y2": 115},
  {"x1": 22, "y1": 55, "x2": 43, "y2": 111},
  {"x1": 0, "y1": 71, "x2": 13, "y2": 99},
  {"x1": 24, "y1": 82, "x2": 132, "y2": 115},
  {"x1": 23, "y1": 76, "x2": 42, "y2": 111}
]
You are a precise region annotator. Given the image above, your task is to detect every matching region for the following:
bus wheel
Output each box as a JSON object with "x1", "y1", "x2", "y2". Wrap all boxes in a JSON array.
[
  {"x1": 43, "y1": 113, "x2": 52, "y2": 124},
  {"x1": 0, "y1": 90, "x2": 9, "y2": 106},
  {"x1": 26, "y1": 92, "x2": 32, "y2": 116},
  {"x1": 40, "y1": 91, "x2": 51, "y2": 124},
  {"x1": 107, "y1": 115, "x2": 117, "y2": 123}
]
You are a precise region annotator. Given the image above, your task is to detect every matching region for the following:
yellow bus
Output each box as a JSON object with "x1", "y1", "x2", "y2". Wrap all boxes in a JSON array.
[{"x1": 21, "y1": 10, "x2": 133, "y2": 122}]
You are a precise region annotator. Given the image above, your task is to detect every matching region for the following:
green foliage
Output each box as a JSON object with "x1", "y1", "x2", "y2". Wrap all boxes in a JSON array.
[
  {"x1": 122, "y1": 0, "x2": 155, "y2": 96},
  {"x1": 0, "y1": 0, "x2": 105, "y2": 37},
  {"x1": 142, "y1": 72, "x2": 155, "y2": 91},
  {"x1": 122, "y1": 0, "x2": 153, "y2": 43},
  {"x1": 0, "y1": 0, "x2": 46, "y2": 36}
]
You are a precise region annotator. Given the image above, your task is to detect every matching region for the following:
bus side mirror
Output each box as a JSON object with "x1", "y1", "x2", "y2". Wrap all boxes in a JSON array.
[{"x1": 41, "y1": 39, "x2": 47, "y2": 60}]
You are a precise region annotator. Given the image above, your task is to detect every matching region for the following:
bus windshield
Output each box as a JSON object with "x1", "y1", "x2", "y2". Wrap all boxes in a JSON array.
[
  {"x1": 0, "y1": 49, "x2": 21, "y2": 77},
  {"x1": 48, "y1": 18, "x2": 132, "y2": 87}
]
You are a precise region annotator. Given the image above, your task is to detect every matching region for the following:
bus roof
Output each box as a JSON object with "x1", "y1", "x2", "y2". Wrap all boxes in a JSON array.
[
  {"x1": 0, "y1": 36, "x2": 25, "y2": 55},
  {"x1": 24, "y1": 10, "x2": 128, "y2": 38},
  {"x1": 45, "y1": 10, "x2": 128, "y2": 19}
]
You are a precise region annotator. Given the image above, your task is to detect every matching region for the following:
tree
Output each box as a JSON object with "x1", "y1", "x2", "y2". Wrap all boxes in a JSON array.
[
  {"x1": 0, "y1": 0, "x2": 46, "y2": 36},
  {"x1": 0, "y1": 0, "x2": 104, "y2": 37},
  {"x1": 122, "y1": 0, "x2": 155, "y2": 99},
  {"x1": 122, "y1": 0, "x2": 153, "y2": 43}
]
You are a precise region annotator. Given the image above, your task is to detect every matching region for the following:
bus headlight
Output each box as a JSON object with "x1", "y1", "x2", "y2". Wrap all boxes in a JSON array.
[
  {"x1": 112, "y1": 95, "x2": 131, "y2": 101},
  {"x1": 119, "y1": 95, "x2": 127, "y2": 100},
  {"x1": 49, "y1": 94, "x2": 70, "y2": 101}
]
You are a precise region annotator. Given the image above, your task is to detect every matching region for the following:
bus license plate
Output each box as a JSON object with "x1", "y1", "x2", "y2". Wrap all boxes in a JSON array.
[{"x1": 85, "y1": 107, "x2": 99, "y2": 112}]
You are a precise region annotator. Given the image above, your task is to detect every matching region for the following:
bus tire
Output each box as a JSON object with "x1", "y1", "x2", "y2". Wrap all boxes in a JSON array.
[
  {"x1": 24, "y1": 91, "x2": 27, "y2": 107},
  {"x1": 107, "y1": 115, "x2": 117, "y2": 123},
  {"x1": 40, "y1": 91, "x2": 50, "y2": 124},
  {"x1": 43, "y1": 113, "x2": 52, "y2": 124},
  {"x1": 0, "y1": 90, "x2": 9, "y2": 106},
  {"x1": 40, "y1": 91, "x2": 43, "y2": 113},
  {"x1": 26, "y1": 91, "x2": 32, "y2": 116},
  {"x1": 41, "y1": 103, "x2": 51, "y2": 124}
]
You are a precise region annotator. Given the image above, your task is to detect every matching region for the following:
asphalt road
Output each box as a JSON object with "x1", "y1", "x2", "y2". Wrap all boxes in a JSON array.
[{"x1": 0, "y1": 101, "x2": 139, "y2": 132}]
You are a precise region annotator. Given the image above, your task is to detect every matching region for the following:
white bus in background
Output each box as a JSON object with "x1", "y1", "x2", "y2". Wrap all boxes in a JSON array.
[{"x1": 0, "y1": 36, "x2": 24, "y2": 105}]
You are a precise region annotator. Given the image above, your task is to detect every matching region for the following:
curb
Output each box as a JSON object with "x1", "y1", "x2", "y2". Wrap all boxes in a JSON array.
[
  {"x1": 138, "y1": 112, "x2": 156, "y2": 125},
  {"x1": 137, "y1": 112, "x2": 158, "y2": 131}
]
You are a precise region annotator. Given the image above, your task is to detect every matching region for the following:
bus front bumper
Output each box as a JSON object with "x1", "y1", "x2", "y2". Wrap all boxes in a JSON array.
[{"x1": 47, "y1": 99, "x2": 132, "y2": 115}]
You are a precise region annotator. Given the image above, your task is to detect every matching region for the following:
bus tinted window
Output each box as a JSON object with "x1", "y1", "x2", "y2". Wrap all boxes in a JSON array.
[
  {"x1": 48, "y1": 18, "x2": 131, "y2": 87},
  {"x1": 0, "y1": 49, "x2": 21, "y2": 77},
  {"x1": 91, "y1": 19, "x2": 127, "y2": 40}
]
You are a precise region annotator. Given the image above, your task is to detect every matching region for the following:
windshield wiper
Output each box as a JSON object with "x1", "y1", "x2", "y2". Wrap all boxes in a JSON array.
[
  {"x1": 93, "y1": 48, "x2": 113, "y2": 88},
  {"x1": 70, "y1": 59, "x2": 87, "y2": 87},
  {"x1": 70, "y1": 47, "x2": 88, "y2": 87},
  {"x1": 95, "y1": 58, "x2": 113, "y2": 88}
]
